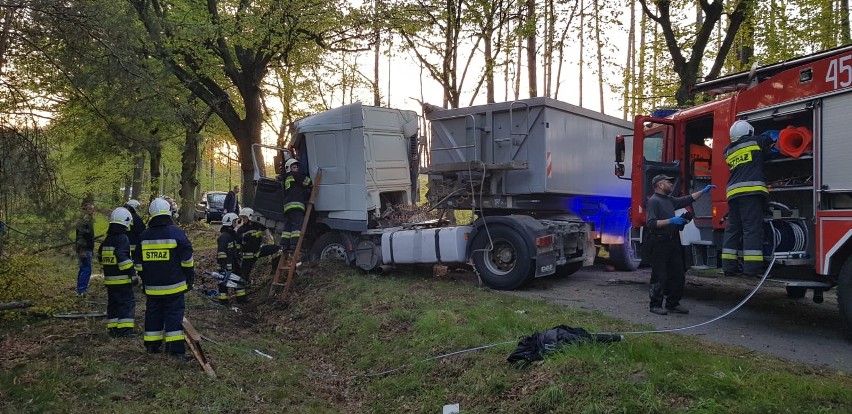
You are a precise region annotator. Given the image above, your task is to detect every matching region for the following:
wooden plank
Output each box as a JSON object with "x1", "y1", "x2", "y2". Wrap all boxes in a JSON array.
[
  {"x1": 0, "y1": 300, "x2": 32, "y2": 310},
  {"x1": 182, "y1": 317, "x2": 216, "y2": 378}
]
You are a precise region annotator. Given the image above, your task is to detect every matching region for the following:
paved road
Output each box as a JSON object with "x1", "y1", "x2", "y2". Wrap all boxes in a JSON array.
[{"x1": 501, "y1": 265, "x2": 851, "y2": 373}]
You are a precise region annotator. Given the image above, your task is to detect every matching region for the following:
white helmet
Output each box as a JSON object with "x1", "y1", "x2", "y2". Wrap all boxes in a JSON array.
[
  {"x1": 729, "y1": 120, "x2": 754, "y2": 141},
  {"x1": 284, "y1": 158, "x2": 299, "y2": 173},
  {"x1": 149, "y1": 197, "x2": 172, "y2": 217},
  {"x1": 125, "y1": 199, "x2": 140, "y2": 209},
  {"x1": 110, "y1": 207, "x2": 133, "y2": 229},
  {"x1": 221, "y1": 213, "x2": 239, "y2": 227},
  {"x1": 239, "y1": 207, "x2": 253, "y2": 219}
]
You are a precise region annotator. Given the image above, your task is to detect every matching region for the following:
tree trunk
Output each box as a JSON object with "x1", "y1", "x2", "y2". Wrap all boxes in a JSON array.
[
  {"x1": 526, "y1": 0, "x2": 537, "y2": 98},
  {"x1": 578, "y1": 0, "x2": 585, "y2": 107},
  {"x1": 131, "y1": 153, "x2": 145, "y2": 199},
  {"x1": 148, "y1": 142, "x2": 161, "y2": 200},
  {"x1": 373, "y1": 0, "x2": 382, "y2": 106},
  {"x1": 594, "y1": 0, "x2": 604, "y2": 112},
  {"x1": 623, "y1": 0, "x2": 636, "y2": 120},
  {"x1": 178, "y1": 128, "x2": 201, "y2": 224},
  {"x1": 842, "y1": 0, "x2": 851, "y2": 44},
  {"x1": 484, "y1": 13, "x2": 496, "y2": 103}
]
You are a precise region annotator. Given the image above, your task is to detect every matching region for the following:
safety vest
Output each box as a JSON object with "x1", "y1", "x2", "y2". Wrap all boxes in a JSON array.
[
  {"x1": 99, "y1": 232, "x2": 134, "y2": 286},
  {"x1": 134, "y1": 221, "x2": 194, "y2": 296},
  {"x1": 723, "y1": 134, "x2": 774, "y2": 200}
]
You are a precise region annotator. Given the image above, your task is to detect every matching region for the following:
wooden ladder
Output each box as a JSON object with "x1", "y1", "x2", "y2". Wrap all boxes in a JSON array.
[{"x1": 269, "y1": 170, "x2": 323, "y2": 300}]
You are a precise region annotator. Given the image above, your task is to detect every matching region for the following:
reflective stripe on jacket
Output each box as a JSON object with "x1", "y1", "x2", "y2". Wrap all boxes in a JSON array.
[
  {"x1": 99, "y1": 232, "x2": 134, "y2": 286},
  {"x1": 724, "y1": 134, "x2": 774, "y2": 200},
  {"x1": 133, "y1": 220, "x2": 194, "y2": 296}
]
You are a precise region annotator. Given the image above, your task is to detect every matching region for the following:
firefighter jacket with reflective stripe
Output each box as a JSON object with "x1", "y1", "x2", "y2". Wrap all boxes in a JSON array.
[
  {"x1": 723, "y1": 134, "x2": 775, "y2": 200},
  {"x1": 133, "y1": 217, "x2": 194, "y2": 296},
  {"x1": 217, "y1": 228, "x2": 240, "y2": 271},
  {"x1": 128, "y1": 209, "x2": 146, "y2": 254},
  {"x1": 98, "y1": 226, "x2": 135, "y2": 286},
  {"x1": 283, "y1": 171, "x2": 312, "y2": 212},
  {"x1": 237, "y1": 222, "x2": 264, "y2": 259}
]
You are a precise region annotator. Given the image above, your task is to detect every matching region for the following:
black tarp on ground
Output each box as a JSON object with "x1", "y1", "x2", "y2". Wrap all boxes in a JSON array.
[{"x1": 507, "y1": 325, "x2": 623, "y2": 363}]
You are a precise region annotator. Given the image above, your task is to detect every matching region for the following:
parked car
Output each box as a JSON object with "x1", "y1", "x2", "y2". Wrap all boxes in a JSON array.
[{"x1": 195, "y1": 191, "x2": 227, "y2": 222}]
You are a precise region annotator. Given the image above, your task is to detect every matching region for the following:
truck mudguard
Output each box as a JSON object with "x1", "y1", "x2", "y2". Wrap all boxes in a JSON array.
[{"x1": 467, "y1": 215, "x2": 550, "y2": 259}]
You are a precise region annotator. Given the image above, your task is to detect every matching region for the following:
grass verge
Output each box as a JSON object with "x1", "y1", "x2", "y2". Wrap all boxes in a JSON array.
[{"x1": 1, "y1": 243, "x2": 850, "y2": 413}]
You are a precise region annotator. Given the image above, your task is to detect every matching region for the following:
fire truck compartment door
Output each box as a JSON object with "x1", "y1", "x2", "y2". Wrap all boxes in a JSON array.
[{"x1": 820, "y1": 94, "x2": 852, "y2": 191}]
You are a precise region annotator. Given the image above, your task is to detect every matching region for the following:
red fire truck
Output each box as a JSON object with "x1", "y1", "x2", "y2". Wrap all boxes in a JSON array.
[{"x1": 615, "y1": 45, "x2": 852, "y2": 336}]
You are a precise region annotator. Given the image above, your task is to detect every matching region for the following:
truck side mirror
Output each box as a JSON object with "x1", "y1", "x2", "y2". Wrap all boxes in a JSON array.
[
  {"x1": 615, "y1": 163, "x2": 625, "y2": 177},
  {"x1": 615, "y1": 135, "x2": 626, "y2": 163}
]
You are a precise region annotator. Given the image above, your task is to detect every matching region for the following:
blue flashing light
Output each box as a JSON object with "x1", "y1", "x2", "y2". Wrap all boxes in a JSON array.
[{"x1": 651, "y1": 108, "x2": 679, "y2": 118}]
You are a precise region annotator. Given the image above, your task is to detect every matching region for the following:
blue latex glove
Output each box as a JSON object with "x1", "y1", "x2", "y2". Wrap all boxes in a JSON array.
[
  {"x1": 701, "y1": 184, "x2": 717, "y2": 194},
  {"x1": 669, "y1": 216, "x2": 687, "y2": 226}
]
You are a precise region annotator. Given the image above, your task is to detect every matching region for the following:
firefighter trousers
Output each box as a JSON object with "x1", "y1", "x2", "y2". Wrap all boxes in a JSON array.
[
  {"x1": 106, "y1": 284, "x2": 136, "y2": 336},
  {"x1": 281, "y1": 209, "x2": 305, "y2": 252},
  {"x1": 648, "y1": 235, "x2": 685, "y2": 309},
  {"x1": 241, "y1": 258, "x2": 256, "y2": 285},
  {"x1": 144, "y1": 294, "x2": 186, "y2": 355},
  {"x1": 722, "y1": 195, "x2": 766, "y2": 275}
]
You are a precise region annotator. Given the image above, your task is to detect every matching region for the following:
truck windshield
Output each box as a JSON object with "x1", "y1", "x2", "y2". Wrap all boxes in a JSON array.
[{"x1": 643, "y1": 131, "x2": 664, "y2": 162}]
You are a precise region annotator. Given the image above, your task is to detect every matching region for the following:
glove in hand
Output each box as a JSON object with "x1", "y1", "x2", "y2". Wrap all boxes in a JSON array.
[
  {"x1": 669, "y1": 216, "x2": 687, "y2": 226},
  {"x1": 701, "y1": 184, "x2": 717, "y2": 194}
]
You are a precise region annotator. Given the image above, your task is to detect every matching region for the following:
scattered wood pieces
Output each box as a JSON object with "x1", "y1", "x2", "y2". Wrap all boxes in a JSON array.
[
  {"x1": 0, "y1": 301, "x2": 32, "y2": 311},
  {"x1": 182, "y1": 317, "x2": 216, "y2": 379},
  {"x1": 53, "y1": 311, "x2": 107, "y2": 318}
]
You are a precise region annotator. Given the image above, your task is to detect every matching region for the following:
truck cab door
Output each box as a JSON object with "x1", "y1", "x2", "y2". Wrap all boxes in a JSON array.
[{"x1": 632, "y1": 117, "x2": 681, "y2": 226}]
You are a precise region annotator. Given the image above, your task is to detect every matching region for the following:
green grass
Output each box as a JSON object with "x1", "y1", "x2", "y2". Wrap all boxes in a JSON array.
[{"x1": 1, "y1": 250, "x2": 851, "y2": 413}]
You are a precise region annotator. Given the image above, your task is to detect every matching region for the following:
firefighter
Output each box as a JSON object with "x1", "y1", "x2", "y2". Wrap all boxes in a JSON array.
[
  {"x1": 236, "y1": 207, "x2": 264, "y2": 286},
  {"x1": 98, "y1": 207, "x2": 137, "y2": 338},
  {"x1": 217, "y1": 212, "x2": 246, "y2": 303},
  {"x1": 134, "y1": 197, "x2": 195, "y2": 360},
  {"x1": 722, "y1": 120, "x2": 777, "y2": 277},
  {"x1": 645, "y1": 174, "x2": 714, "y2": 315},
  {"x1": 124, "y1": 199, "x2": 146, "y2": 258},
  {"x1": 280, "y1": 158, "x2": 312, "y2": 265}
]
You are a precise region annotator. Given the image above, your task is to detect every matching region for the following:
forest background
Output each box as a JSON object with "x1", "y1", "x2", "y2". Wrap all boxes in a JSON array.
[{"x1": 0, "y1": 0, "x2": 849, "y2": 254}]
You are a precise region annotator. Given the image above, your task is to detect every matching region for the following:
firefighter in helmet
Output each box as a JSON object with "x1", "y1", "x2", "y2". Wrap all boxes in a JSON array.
[
  {"x1": 98, "y1": 207, "x2": 137, "y2": 337},
  {"x1": 133, "y1": 197, "x2": 195, "y2": 360},
  {"x1": 280, "y1": 158, "x2": 312, "y2": 265},
  {"x1": 721, "y1": 120, "x2": 777, "y2": 277},
  {"x1": 236, "y1": 207, "x2": 264, "y2": 286},
  {"x1": 124, "y1": 199, "x2": 146, "y2": 260},
  {"x1": 216, "y1": 212, "x2": 246, "y2": 303}
]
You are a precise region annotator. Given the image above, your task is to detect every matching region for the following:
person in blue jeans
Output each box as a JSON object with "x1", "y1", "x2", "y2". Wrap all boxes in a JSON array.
[{"x1": 76, "y1": 200, "x2": 95, "y2": 296}]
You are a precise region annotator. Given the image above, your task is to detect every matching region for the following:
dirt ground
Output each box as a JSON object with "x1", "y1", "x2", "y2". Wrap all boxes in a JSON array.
[{"x1": 479, "y1": 264, "x2": 852, "y2": 373}]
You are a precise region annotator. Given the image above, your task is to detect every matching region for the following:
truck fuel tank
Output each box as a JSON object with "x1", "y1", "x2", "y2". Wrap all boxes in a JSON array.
[{"x1": 382, "y1": 226, "x2": 472, "y2": 264}]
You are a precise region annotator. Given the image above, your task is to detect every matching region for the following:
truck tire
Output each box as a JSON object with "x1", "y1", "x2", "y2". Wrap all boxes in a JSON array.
[
  {"x1": 609, "y1": 225, "x2": 641, "y2": 271},
  {"x1": 309, "y1": 231, "x2": 349, "y2": 263},
  {"x1": 556, "y1": 261, "x2": 583, "y2": 277},
  {"x1": 838, "y1": 256, "x2": 852, "y2": 338},
  {"x1": 470, "y1": 225, "x2": 534, "y2": 290}
]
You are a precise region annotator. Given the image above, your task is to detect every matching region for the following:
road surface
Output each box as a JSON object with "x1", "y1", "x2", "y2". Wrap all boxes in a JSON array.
[{"x1": 500, "y1": 264, "x2": 851, "y2": 372}]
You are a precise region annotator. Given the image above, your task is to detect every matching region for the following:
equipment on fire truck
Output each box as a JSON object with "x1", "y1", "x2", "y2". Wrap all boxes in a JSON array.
[{"x1": 777, "y1": 126, "x2": 813, "y2": 158}]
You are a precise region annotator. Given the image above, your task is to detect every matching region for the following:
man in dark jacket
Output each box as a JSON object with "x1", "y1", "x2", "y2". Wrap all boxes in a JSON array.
[
  {"x1": 134, "y1": 197, "x2": 195, "y2": 360},
  {"x1": 722, "y1": 120, "x2": 776, "y2": 277},
  {"x1": 76, "y1": 199, "x2": 96, "y2": 296},
  {"x1": 280, "y1": 158, "x2": 312, "y2": 265},
  {"x1": 645, "y1": 174, "x2": 714, "y2": 315},
  {"x1": 99, "y1": 207, "x2": 137, "y2": 338},
  {"x1": 223, "y1": 185, "x2": 240, "y2": 214}
]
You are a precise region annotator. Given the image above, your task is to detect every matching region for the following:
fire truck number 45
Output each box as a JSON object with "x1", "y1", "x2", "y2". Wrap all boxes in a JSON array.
[{"x1": 826, "y1": 55, "x2": 852, "y2": 89}]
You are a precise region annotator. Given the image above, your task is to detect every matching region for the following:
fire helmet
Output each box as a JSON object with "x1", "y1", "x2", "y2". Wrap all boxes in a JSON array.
[
  {"x1": 110, "y1": 207, "x2": 133, "y2": 229},
  {"x1": 729, "y1": 120, "x2": 754, "y2": 141},
  {"x1": 149, "y1": 198, "x2": 172, "y2": 217}
]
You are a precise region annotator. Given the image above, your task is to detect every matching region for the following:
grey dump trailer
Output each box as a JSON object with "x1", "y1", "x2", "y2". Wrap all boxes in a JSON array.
[{"x1": 252, "y1": 98, "x2": 638, "y2": 290}]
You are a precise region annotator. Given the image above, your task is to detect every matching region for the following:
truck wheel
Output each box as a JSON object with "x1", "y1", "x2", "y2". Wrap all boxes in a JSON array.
[
  {"x1": 470, "y1": 225, "x2": 533, "y2": 290},
  {"x1": 309, "y1": 231, "x2": 349, "y2": 263},
  {"x1": 838, "y1": 256, "x2": 852, "y2": 338},
  {"x1": 609, "y1": 225, "x2": 641, "y2": 271},
  {"x1": 556, "y1": 261, "x2": 583, "y2": 277},
  {"x1": 785, "y1": 286, "x2": 807, "y2": 299}
]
